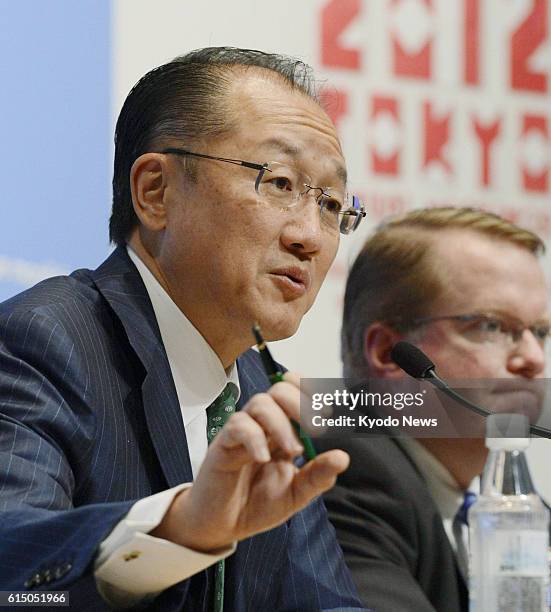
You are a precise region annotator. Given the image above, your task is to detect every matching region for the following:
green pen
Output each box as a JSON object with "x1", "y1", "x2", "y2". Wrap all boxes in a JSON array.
[{"x1": 252, "y1": 323, "x2": 317, "y2": 461}]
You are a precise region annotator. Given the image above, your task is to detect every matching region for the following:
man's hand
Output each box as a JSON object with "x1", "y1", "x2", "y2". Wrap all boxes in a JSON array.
[{"x1": 151, "y1": 372, "x2": 349, "y2": 551}]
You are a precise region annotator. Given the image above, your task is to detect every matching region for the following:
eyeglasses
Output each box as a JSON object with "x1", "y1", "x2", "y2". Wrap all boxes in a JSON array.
[
  {"x1": 161, "y1": 148, "x2": 366, "y2": 235},
  {"x1": 403, "y1": 312, "x2": 551, "y2": 348}
]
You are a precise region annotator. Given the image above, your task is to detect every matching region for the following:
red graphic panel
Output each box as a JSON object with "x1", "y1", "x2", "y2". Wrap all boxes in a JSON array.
[
  {"x1": 472, "y1": 116, "x2": 502, "y2": 187},
  {"x1": 464, "y1": 0, "x2": 480, "y2": 85},
  {"x1": 521, "y1": 115, "x2": 549, "y2": 192},
  {"x1": 392, "y1": 0, "x2": 433, "y2": 79},
  {"x1": 321, "y1": 0, "x2": 361, "y2": 70},
  {"x1": 423, "y1": 102, "x2": 452, "y2": 174},
  {"x1": 370, "y1": 96, "x2": 400, "y2": 176},
  {"x1": 511, "y1": 0, "x2": 548, "y2": 92},
  {"x1": 320, "y1": 88, "x2": 349, "y2": 132}
]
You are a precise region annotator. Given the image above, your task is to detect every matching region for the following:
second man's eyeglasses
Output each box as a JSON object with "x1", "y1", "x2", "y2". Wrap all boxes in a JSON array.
[{"x1": 401, "y1": 312, "x2": 551, "y2": 349}]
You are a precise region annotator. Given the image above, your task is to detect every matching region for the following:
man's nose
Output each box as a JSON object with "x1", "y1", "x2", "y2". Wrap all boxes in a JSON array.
[
  {"x1": 279, "y1": 196, "x2": 333, "y2": 256},
  {"x1": 507, "y1": 329, "x2": 547, "y2": 378}
]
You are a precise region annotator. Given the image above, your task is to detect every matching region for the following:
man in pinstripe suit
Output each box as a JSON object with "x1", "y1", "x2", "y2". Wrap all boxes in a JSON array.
[{"x1": 0, "y1": 48, "x2": 366, "y2": 610}]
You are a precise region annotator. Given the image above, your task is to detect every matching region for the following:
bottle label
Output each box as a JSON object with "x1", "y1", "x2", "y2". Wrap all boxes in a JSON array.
[
  {"x1": 483, "y1": 529, "x2": 549, "y2": 611},
  {"x1": 492, "y1": 530, "x2": 548, "y2": 576}
]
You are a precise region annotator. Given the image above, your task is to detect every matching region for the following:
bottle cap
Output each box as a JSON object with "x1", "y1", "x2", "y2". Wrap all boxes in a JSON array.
[{"x1": 486, "y1": 413, "x2": 530, "y2": 450}]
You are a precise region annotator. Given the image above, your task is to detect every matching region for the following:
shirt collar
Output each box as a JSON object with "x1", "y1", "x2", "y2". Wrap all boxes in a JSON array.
[
  {"x1": 127, "y1": 246, "x2": 240, "y2": 426},
  {"x1": 397, "y1": 437, "x2": 478, "y2": 522}
]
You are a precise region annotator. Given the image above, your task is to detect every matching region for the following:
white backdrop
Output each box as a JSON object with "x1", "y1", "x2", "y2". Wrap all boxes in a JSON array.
[{"x1": 114, "y1": 0, "x2": 551, "y2": 496}]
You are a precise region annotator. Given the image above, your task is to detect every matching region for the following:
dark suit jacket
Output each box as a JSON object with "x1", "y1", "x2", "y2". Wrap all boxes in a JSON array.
[
  {"x1": 0, "y1": 247, "x2": 363, "y2": 611},
  {"x1": 316, "y1": 435, "x2": 468, "y2": 612}
]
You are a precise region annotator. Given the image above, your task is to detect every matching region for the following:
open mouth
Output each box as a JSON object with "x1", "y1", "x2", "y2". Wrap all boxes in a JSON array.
[{"x1": 270, "y1": 267, "x2": 311, "y2": 297}]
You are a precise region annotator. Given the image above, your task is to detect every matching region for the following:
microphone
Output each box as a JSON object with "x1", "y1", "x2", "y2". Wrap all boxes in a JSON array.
[
  {"x1": 390, "y1": 341, "x2": 438, "y2": 379},
  {"x1": 390, "y1": 341, "x2": 550, "y2": 439}
]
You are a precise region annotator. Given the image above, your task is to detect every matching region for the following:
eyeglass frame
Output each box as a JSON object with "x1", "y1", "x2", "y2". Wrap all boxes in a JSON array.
[
  {"x1": 395, "y1": 312, "x2": 551, "y2": 347},
  {"x1": 160, "y1": 147, "x2": 366, "y2": 234}
]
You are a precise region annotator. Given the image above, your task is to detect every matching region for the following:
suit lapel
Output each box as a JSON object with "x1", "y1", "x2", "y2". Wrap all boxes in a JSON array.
[
  {"x1": 393, "y1": 438, "x2": 470, "y2": 604},
  {"x1": 92, "y1": 247, "x2": 193, "y2": 487},
  {"x1": 236, "y1": 349, "x2": 272, "y2": 408}
]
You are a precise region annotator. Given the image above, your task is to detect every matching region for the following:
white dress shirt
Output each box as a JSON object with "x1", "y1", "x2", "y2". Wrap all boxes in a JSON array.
[
  {"x1": 397, "y1": 438, "x2": 479, "y2": 557},
  {"x1": 94, "y1": 247, "x2": 240, "y2": 607}
]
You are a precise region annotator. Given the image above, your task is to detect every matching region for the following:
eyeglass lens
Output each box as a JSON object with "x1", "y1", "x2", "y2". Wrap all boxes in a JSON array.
[{"x1": 255, "y1": 162, "x2": 360, "y2": 234}]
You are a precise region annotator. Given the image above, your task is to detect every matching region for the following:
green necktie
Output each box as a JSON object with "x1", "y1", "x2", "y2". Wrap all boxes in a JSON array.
[{"x1": 207, "y1": 383, "x2": 238, "y2": 612}]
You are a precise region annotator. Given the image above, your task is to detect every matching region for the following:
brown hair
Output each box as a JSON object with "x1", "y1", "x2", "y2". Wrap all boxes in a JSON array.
[{"x1": 341, "y1": 207, "x2": 545, "y2": 380}]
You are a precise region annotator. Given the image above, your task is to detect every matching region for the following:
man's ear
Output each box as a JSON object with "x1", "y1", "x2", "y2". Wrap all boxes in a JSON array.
[
  {"x1": 130, "y1": 153, "x2": 169, "y2": 232},
  {"x1": 363, "y1": 322, "x2": 404, "y2": 378}
]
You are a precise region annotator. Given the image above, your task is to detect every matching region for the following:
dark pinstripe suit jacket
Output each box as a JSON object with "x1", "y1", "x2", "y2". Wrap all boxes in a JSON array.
[{"x1": 0, "y1": 247, "x2": 364, "y2": 611}]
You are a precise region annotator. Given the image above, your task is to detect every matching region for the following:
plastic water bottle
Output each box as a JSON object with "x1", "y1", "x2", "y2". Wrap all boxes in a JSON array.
[{"x1": 469, "y1": 413, "x2": 549, "y2": 611}]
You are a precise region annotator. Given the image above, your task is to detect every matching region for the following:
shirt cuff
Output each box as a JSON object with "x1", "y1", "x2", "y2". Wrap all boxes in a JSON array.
[{"x1": 94, "y1": 484, "x2": 236, "y2": 608}]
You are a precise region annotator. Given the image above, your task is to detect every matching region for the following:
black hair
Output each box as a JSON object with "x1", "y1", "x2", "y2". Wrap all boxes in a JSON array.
[{"x1": 109, "y1": 46, "x2": 318, "y2": 245}]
